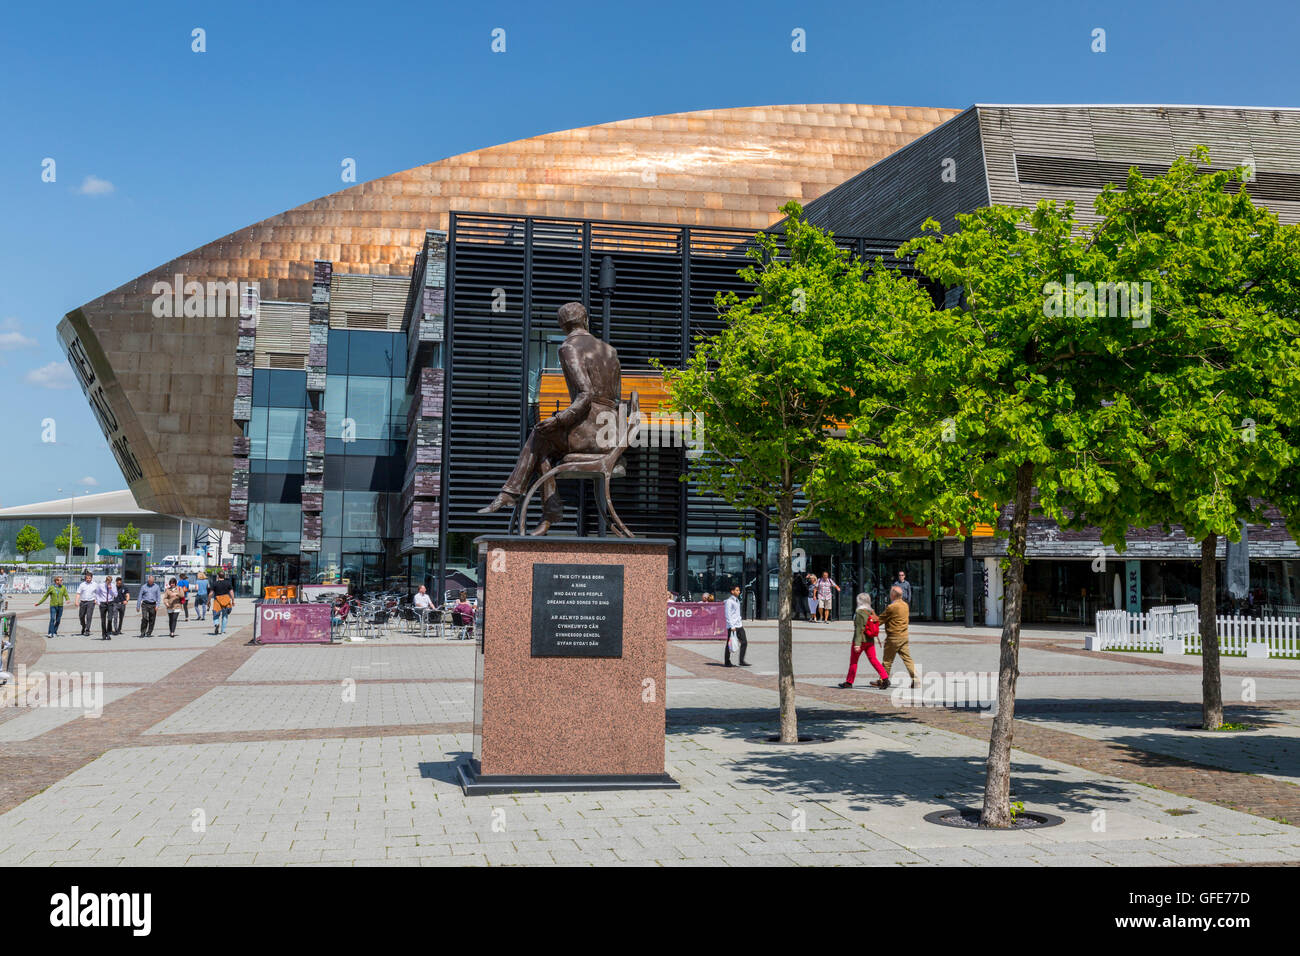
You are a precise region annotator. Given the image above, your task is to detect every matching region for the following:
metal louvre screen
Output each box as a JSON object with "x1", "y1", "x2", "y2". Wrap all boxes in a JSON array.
[
  {"x1": 444, "y1": 212, "x2": 912, "y2": 541},
  {"x1": 445, "y1": 219, "x2": 526, "y2": 533}
]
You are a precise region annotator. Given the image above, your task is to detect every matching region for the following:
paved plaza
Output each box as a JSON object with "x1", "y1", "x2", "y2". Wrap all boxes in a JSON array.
[{"x1": 2, "y1": 595, "x2": 1298, "y2": 866}]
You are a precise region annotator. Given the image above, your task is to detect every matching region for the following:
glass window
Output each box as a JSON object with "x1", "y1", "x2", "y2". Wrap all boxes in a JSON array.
[
  {"x1": 327, "y1": 330, "x2": 349, "y2": 374},
  {"x1": 247, "y1": 407, "x2": 268, "y2": 459},
  {"x1": 250, "y1": 472, "x2": 303, "y2": 504},
  {"x1": 324, "y1": 375, "x2": 346, "y2": 427},
  {"x1": 247, "y1": 503, "x2": 264, "y2": 541},
  {"x1": 346, "y1": 377, "x2": 391, "y2": 440},
  {"x1": 390, "y1": 378, "x2": 410, "y2": 439},
  {"x1": 263, "y1": 503, "x2": 301, "y2": 542},
  {"x1": 267, "y1": 370, "x2": 307, "y2": 408},
  {"x1": 251, "y1": 370, "x2": 269, "y2": 406},
  {"x1": 322, "y1": 490, "x2": 343, "y2": 538},
  {"x1": 266, "y1": 408, "x2": 306, "y2": 460},
  {"x1": 348, "y1": 331, "x2": 399, "y2": 377},
  {"x1": 343, "y1": 492, "x2": 381, "y2": 536}
]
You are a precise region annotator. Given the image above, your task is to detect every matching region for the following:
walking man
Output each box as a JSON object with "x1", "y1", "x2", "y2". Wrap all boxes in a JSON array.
[
  {"x1": 94, "y1": 574, "x2": 117, "y2": 640},
  {"x1": 872, "y1": 585, "x2": 918, "y2": 689},
  {"x1": 816, "y1": 570, "x2": 841, "y2": 622},
  {"x1": 895, "y1": 570, "x2": 913, "y2": 606},
  {"x1": 111, "y1": 576, "x2": 128, "y2": 635},
  {"x1": 36, "y1": 575, "x2": 69, "y2": 638},
  {"x1": 137, "y1": 574, "x2": 161, "y2": 638},
  {"x1": 178, "y1": 571, "x2": 191, "y2": 621},
  {"x1": 75, "y1": 571, "x2": 97, "y2": 636},
  {"x1": 723, "y1": 584, "x2": 749, "y2": 667}
]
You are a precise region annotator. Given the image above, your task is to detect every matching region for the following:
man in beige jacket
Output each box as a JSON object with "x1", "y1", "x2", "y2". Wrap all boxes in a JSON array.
[{"x1": 872, "y1": 585, "x2": 918, "y2": 689}]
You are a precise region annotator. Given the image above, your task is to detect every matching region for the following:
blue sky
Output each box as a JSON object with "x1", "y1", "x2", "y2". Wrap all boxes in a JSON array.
[{"x1": 1, "y1": 0, "x2": 1297, "y2": 509}]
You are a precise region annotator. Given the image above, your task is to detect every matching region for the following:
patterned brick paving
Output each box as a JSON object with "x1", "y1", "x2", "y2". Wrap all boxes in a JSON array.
[
  {"x1": 667, "y1": 643, "x2": 1300, "y2": 825},
  {"x1": 0, "y1": 621, "x2": 259, "y2": 813}
]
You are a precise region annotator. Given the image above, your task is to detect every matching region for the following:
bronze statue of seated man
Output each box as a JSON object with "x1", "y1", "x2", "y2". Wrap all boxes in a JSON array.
[{"x1": 478, "y1": 301, "x2": 622, "y2": 535}]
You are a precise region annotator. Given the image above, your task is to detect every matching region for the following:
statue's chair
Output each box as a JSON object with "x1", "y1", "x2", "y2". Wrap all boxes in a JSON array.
[{"x1": 513, "y1": 390, "x2": 639, "y2": 538}]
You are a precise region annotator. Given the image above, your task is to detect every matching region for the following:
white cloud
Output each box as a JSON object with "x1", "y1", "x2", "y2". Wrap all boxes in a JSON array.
[
  {"x1": 25, "y1": 361, "x2": 76, "y2": 389},
  {"x1": 0, "y1": 330, "x2": 37, "y2": 350},
  {"x1": 77, "y1": 175, "x2": 115, "y2": 196},
  {"x1": 77, "y1": 476, "x2": 99, "y2": 487}
]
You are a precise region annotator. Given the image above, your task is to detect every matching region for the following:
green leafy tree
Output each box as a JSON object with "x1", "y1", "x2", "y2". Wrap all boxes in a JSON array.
[
  {"x1": 823, "y1": 199, "x2": 1134, "y2": 827},
  {"x1": 661, "y1": 202, "x2": 936, "y2": 742},
  {"x1": 15, "y1": 524, "x2": 44, "y2": 562},
  {"x1": 54, "y1": 522, "x2": 84, "y2": 557},
  {"x1": 117, "y1": 522, "x2": 141, "y2": 550},
  {"x1": 1084, "y1": 150, "x2": 1300, "y2": 729}
]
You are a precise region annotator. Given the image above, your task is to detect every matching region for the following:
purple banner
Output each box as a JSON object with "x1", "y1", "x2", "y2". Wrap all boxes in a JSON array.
[
  {"x1": 666, "y1": 602, "x2": 727, "y2": 640},
  {"x1": 256, "y1": 603, "x2": 332, "y2": 644}
]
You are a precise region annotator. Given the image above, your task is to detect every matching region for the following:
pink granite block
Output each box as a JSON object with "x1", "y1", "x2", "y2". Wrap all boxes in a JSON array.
[{"x1": 473, "y1": 538, "x2": 669, "y2": 778}]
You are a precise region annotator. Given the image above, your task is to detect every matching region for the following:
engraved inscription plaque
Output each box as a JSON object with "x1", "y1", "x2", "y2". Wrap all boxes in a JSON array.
[{"x1": 531, "y1": 563, "x2": 624, "y2": 658}]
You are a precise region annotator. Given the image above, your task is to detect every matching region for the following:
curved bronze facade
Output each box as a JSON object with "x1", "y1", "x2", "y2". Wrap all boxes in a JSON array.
[{"x1": 56, "y1": 103, "x2": 959, "y2": 524}]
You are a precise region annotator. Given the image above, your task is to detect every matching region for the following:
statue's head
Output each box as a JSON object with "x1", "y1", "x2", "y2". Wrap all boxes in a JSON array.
[{"x1": 557, "y1": 301, "x2": 588, "y2": 333}]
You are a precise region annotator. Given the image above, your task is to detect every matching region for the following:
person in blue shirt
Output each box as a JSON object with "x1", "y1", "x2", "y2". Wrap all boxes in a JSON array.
[
  {"x1": 193, "y1": 571, "x2": 210, "y2": 621},
  {"x1": 136, "y1": 575, "x2": 162, "y2": 638},
  {"x1": 178, "y1": 573, "x2": 191, "y2": 621}
]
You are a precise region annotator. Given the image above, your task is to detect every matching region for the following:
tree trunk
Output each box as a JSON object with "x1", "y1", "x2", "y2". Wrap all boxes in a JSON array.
[
  {"x1": 981, "y1": 461, "x2": 1033, "y2": 828},
  {"x1": 1200, "y1": 533, "x2": 1223, "y2": 730},
  {"x1": 777, "y1": 499, "x2": 798, "y2": 743}
]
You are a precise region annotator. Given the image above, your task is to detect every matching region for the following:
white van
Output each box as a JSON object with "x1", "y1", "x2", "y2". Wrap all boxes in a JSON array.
[{"x1": 159, "y1": 555, "x2": 205, "y2": 574}]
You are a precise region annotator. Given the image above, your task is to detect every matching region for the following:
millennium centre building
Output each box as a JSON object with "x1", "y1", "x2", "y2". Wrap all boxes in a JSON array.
[{"x1": 58, "y1": 104, "x2": 1300, "y2": 622}]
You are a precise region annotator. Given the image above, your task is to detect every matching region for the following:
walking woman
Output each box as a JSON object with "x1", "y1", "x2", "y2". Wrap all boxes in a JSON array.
[
  {"x1": 209, "y1": 570, "x2": 235, "y2": 635},
  {"x1": 839, "y1": 593, "x2": 889, "y2": 688},
  {"x1": 162, "y1": 578, "x2": 184, "y2": 638},
  {"x1": 805, "y1": 573, "x2": 818, "y2": 623},
  {"x1": 35, "y1": 575, "x2": 69, "y2": 638}
]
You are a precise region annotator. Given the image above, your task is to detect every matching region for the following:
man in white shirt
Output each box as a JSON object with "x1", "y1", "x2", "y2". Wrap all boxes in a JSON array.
[
  {"x1": 74, "y1": 572, "x2": 98, "y2": 636},
  {"x1": 412, "y1": 585, "x2": 433, "y2": 610},
  {"x1": 723, "y1": 584, "x2": 749, "y2": 667},
  {"x1": 94, "y1": 575, "x2": 117, "y2": 641}
]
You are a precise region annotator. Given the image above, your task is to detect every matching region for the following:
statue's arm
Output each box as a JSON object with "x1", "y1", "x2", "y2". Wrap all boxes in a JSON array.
[{"x1": 550, "y1": 343, "x2": 593, "y2": 429}]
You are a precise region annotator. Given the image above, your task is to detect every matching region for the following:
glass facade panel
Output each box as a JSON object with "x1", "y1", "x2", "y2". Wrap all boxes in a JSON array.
[
  {"x1": 346, "y1": 377, "x2": 391, "y2": 440},
  {"x1": 266, "y1": 370, "x2": 307, "y2": 408},
  {"x1": 327, "y1": 330, "x2": 349, "y2": 374},
  {"x1": 262, "y1": 503, "x2": 300, "y2": 542},
  {"x1": 265, "y1": 408, "x2": 306, "y2": 460},
  {"x1": 247, "y1": 407, "x2": 268, "y2": 459},
  {"x1": 342, "y1": 492, "x2": 381, "y2": 536},
  {"x1": 347, "y1": 332, "x2": 402, "y2": 377}
]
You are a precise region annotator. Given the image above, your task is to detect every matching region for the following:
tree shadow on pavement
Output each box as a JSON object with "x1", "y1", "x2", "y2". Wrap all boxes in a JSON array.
[
  {"x1": 720, "y1": 746, "x2": 1132, "y2": 814},
  {"x1": 667, "y1": 706, "x2": 890, "y2": 740}
]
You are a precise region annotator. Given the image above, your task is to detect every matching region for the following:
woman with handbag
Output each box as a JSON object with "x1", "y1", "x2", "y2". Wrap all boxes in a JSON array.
[
  {"x1": 839, "y1": 592, "x2": 888, "y2": 688},
  {"x1": 162, "y1": 578, "x2": 184, "y2": 638},
  {"x1": 209, "y1": 571, "x2": 235, "y2": 635}
]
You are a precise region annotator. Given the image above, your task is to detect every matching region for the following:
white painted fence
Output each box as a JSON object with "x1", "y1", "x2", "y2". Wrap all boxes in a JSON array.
[{"x1": 1092, "y1": 605, "x2": 1300, "y2": 658}]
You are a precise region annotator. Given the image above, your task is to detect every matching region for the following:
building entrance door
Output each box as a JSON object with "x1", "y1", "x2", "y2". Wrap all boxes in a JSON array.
[
  {"x1": 685, "y1": 552, "x2": 743, "y2": 603},
  {"x1": 262, "y1": 555, "x2": 302, "y2": 589},
  {"x1": 875, "y1": 552, "x2": 933, "y2": 621}
]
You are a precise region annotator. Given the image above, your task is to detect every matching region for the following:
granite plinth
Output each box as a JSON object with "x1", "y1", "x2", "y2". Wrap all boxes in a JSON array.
[{"x1": 463, "y1": 535, "x2": 677, "y2": 794}]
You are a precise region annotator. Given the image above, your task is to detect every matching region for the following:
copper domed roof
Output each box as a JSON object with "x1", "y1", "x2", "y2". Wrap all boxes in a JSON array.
[{"x1": 59, "y1": 103, "x2": 960, "y2": 522}]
